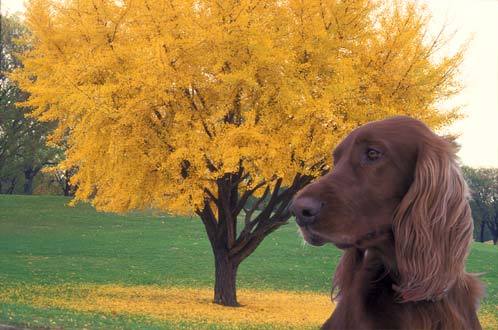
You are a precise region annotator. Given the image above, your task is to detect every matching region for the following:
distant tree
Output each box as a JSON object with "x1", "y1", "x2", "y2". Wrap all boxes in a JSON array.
[
  {"x1": 14, "y1": 0, "x2": 466, "y2": 305},
  {"x1": 0, "y1": 14, "x2": 58, "y2": 194},
  {"x1": 51, "y1": 166, "x2": 78, "y2": 196},
  {"x1": 462, "y1": 166, "x2": 498, "y2": 244}
]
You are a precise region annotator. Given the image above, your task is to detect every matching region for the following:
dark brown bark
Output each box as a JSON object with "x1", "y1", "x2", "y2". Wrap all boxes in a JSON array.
[{"x1": 213, "y1": 247, "x2": 239, "y2": 306}]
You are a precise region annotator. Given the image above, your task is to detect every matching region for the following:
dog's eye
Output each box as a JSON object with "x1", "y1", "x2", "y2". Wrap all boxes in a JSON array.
[{"x1": 365, "y1": 148, "x2": 382, "y2": 162}]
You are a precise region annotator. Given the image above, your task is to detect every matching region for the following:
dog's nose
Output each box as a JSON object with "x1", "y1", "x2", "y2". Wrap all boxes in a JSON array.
[{"x1": 290, "y1": 196, "x2": 323, "y2": 226}]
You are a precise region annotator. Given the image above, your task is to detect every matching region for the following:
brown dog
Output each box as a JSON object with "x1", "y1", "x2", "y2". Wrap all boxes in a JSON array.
[{"x1": 290, "y1": 116, "x2": 483, "y2": 330}]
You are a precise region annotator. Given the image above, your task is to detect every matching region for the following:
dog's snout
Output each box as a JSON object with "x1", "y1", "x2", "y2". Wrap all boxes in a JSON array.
[{"x1": 290, "y1": 196, "x2": 323, "y2": 226}]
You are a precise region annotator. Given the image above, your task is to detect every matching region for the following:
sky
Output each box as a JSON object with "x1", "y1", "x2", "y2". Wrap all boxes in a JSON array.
[{"x1": 2, "y1": 0, "x2": 498, "y2": 168}]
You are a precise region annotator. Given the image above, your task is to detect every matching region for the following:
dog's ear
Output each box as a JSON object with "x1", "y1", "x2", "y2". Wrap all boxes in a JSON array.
[{"x1": 392, "y1": 136, "x2": 473, "y2": 302}]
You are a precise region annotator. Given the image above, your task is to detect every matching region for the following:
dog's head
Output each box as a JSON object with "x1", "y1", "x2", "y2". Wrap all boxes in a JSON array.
[{"x1": 290, "y1": 115, "x2": 473, "y2": 302}]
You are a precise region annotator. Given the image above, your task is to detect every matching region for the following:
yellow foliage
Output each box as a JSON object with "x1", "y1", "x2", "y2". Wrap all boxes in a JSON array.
[{"x1": 12, "y1": 0, "x2": 466, "y2": 214}]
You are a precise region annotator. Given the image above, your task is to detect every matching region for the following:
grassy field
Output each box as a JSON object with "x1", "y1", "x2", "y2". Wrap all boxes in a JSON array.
[{"x1": 0, "y1": 195, "x2": 497, "y2": 329}]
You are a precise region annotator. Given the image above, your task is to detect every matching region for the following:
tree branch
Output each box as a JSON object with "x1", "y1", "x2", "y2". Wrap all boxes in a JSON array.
[
  {"x1": 233, "y1": 179, "x2": 267, "y2": 218},
  {"x1": 196, "y1": 201, "x2": 218, "y2": 248},
  {"x1": 229, "y1": 172, "x2": 314, "y2": 263},
  {"x1": 216, "y1": 174, "x2": 238, "y2": 249},
  {"x1": 245, "y1": 185, "x2": 270, "y2": 225},
  {"x1": 230, "y1": 221, "x2": 282, "y2": 265},
  {"x1": 185, "y1": 87, "x2": 214, "y2": 138},
  {"x1": 204, "y1": 187, "x2": 219, "y2": 206}
]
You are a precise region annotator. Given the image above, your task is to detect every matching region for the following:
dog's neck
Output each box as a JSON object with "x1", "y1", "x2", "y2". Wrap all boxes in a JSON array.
[
  {"x1": 328, "y1": 243, "x2": 402, "y2": 329},
  {"x1": 354, "y1": 243, "x2": 399, "y2": 303},
  {"x1": 353, "y1": 227, "x2": 398, "y2": 283},
  {"x1": 356, "y1": 236, "x2": 451, "y2": 304}
]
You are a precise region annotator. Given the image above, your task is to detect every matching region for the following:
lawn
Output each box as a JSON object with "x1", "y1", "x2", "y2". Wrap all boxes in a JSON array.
[{"x1": 1, "y1": 195, "x2": 497, "y2": 329}]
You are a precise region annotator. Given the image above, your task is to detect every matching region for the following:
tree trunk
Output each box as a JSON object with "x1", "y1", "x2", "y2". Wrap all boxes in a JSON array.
[
  {"x1": 213, "y1": 248, "x2": 239, "y2": 306},
  {"x1": 485, "y1": 222, "x2": 498, "y2": 245},
  {"x1": 479, "y1": 221, "x2": 485, "y2": 242},
  {"x1": 23, "y1": 168, "x2": 35, "y2": 195},
  {"x1": 196, "y1": 171, "x2": 315, "y2": 307},
  {"x1": 6, "y1": 177, "x2": 17, "y2": 194},
  {"x1": 62, "y1": 179, "x2": 73, "y2": 196}
]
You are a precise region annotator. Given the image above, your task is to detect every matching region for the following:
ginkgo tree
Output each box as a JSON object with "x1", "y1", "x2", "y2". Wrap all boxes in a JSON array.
[{"x1": 13, "y1": 0, "x2": 465, "y2": 306}]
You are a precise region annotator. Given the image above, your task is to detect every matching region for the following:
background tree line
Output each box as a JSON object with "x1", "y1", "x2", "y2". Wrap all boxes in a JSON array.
[
  {"x1": 462, "y1": 167, "x2": 498, "y2": 244},
  {"x1": 1, "y1": 14, "x2": 75, "y2": 196}
]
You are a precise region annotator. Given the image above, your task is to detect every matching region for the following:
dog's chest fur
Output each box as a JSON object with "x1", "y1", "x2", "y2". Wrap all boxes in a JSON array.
[{"x1": 321, "y1": 249, "x2": 483, "y2": 330}]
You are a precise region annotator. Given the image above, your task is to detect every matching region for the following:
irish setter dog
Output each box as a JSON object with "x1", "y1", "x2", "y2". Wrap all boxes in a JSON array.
[{"x1": 290, "y1": 116, "x2": 484, "y2": 330}]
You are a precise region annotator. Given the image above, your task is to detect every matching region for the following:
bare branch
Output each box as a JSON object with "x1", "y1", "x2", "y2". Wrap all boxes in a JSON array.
[
  {"x1": 245, "y1": 186, "x2": 270, "y2": 225},
  {"x1": 185, "y1": 87, "x2": 214, "y2": 139},
  {"x1": 196, "y1": 202, "x2": 218, "y2": 246},
  {"x1": 233, "y1": 179, "x2": 267, "y2": 217},
  {"x1": 204, "y1": 187, "x2": 219, "y2": 205}
]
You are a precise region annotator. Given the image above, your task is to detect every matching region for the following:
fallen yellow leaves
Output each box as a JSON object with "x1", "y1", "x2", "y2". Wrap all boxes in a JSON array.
[
  {"x1": 2, "y1": 284, "x2": 497, "y2": 329},
  {"x1": 2, "y1": 284, "x2": 333, "y2": 327},
  {"x1": 479, "y1": 308, "x2": 498, "y2": 330}
]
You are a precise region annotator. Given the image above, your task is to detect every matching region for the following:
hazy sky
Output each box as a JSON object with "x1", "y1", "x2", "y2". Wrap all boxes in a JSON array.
[
  {"x1": 2, "y1": 0, "x2": 497, "y2": 168},
  {"x1": 424, "y1": 0, "x2": 498, "y2": 168}
]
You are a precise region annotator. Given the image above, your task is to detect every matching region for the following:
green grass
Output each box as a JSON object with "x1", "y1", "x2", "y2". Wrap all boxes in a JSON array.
[
  {"x1": 0, "y1": 195, "x2": 340, "y2": 290},
  {"x1": 1, "y1": 195, "x2": 497, "y2": 329}
]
